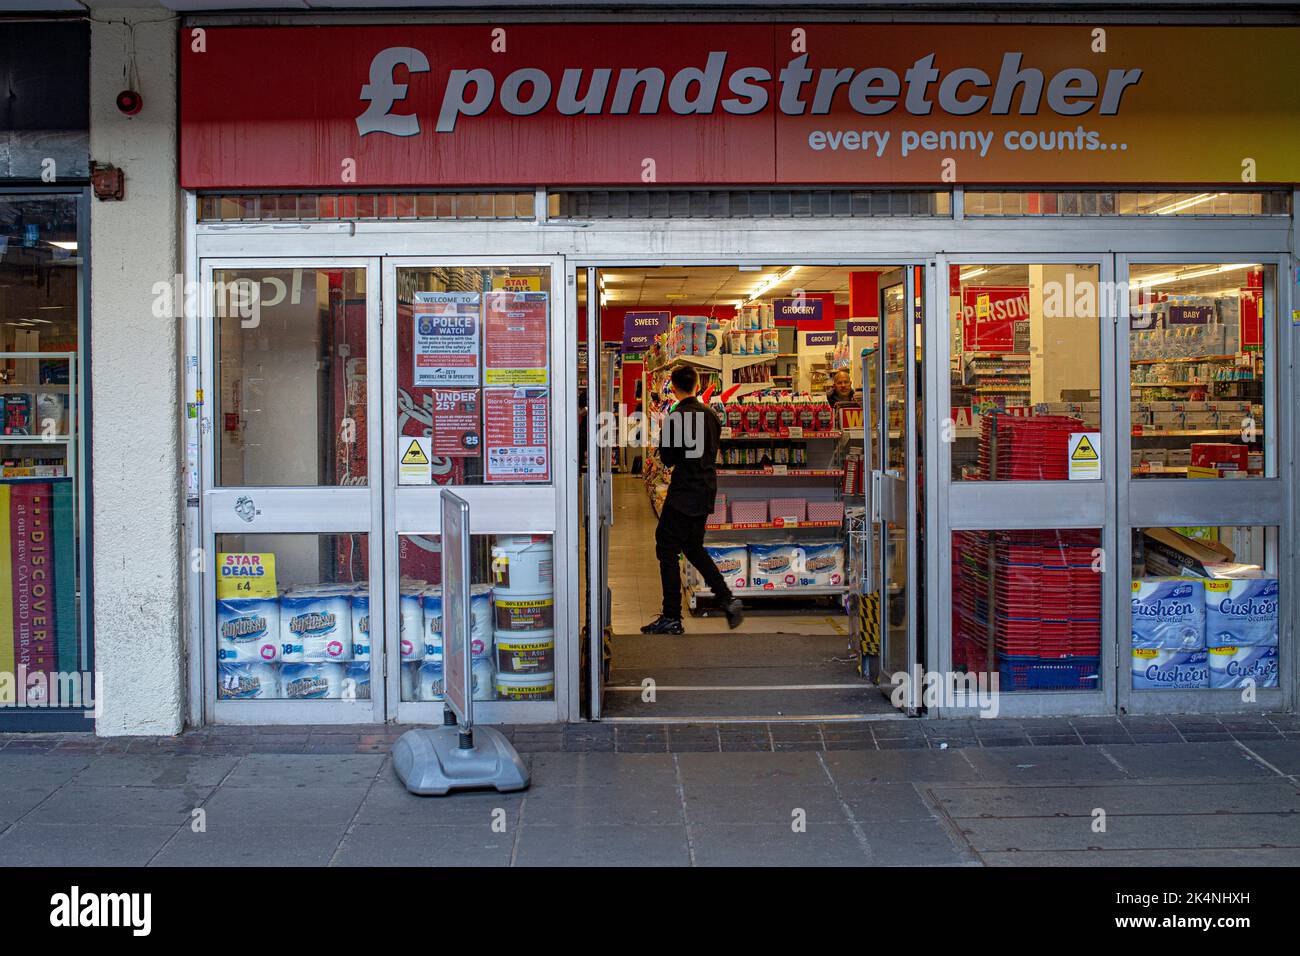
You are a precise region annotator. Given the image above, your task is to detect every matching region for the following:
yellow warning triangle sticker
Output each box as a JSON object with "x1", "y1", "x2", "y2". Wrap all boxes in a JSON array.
[
  {"x1": 401, "y1": 439, "x2": 430, "y2": 466},
  {"x1": 1071, "y1": 435, "x2": 1099, "y2": 461}
]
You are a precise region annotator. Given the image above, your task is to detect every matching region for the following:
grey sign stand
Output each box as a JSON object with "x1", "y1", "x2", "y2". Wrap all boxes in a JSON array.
[{"x1": 393, "y1": 490, "x2": 529, "y2": 796}]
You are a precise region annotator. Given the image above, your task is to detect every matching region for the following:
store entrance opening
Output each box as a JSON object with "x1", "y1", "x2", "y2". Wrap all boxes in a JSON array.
[{"x1": 580, "y1": 264, "x2": 924, "y2": 720}]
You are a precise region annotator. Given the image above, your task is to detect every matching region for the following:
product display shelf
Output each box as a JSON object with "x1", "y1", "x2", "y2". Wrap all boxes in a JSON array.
[
  {"x1": 0, "y1": 351, "x2": 76, "y2": 479},
  {"x1": 705, "y1": 519, "x2": 842, "y2": 532}
]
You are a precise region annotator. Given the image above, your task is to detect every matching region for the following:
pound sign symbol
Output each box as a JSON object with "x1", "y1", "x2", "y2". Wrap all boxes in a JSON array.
[{"x1": 357, "y1": 47, "x2": 431, "y2": 137}]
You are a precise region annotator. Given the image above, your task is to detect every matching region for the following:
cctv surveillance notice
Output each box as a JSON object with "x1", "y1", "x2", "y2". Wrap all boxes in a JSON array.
[{"x1": 413, "y1": 292, "x2": 480, "y2": 387}]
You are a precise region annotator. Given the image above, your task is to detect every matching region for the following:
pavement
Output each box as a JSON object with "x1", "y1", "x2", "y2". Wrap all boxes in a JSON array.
[{"x1": 1, "y1": 714, "x2": 1298, "y2": 867}]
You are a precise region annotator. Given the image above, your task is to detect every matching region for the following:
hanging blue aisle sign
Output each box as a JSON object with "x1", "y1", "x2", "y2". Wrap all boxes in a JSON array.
[
  {"x1": 846, "y1": 318, "x2": 879, "y2": 337},
  {"x1": 774, "y1": 297, "x2": 824, "y2": 324},
  {"x1": 804, "y1": 331, "x2": 839, "y2": 347},
  {"x1": 622, "y1": 311, "x2": 671, "y2": 351}
]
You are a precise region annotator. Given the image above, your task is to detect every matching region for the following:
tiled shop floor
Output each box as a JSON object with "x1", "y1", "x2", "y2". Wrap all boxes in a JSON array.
[{"x1": 1, "y1": 730, "x2": 1298, "y2": 867}]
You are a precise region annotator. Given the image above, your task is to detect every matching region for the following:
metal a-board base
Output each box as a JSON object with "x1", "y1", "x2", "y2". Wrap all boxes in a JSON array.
[{"x1": 392, "y1": 725, "x2": 530, "y2": 796}]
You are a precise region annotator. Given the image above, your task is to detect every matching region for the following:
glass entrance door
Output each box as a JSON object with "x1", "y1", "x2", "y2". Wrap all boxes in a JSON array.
[
  {"x1": 201, "y1": 258, "x2": 384, "y2": 723},
  {"x1": 938, "y1": 256, "x2": 1117, "y2": 716},
  {"x1": 383, "y1": 258, "x2": 568, "y2": 725},
  {"x1": 866, "y1": 269, "x2": 922, "y2": 708}
]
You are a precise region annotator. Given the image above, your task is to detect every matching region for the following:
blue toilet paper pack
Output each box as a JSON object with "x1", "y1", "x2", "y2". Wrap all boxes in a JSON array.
[
  {"x1": 1208, "y1": 645, "x2": 1279, "y2": 689},
  {"x1": 1204, "y1": 577, "x2": 1279, "y2": 648},
  {"x1": 1131, "y1": 648, "x2": 1209, "y2": 690},
  {"x1": 1131, "y1": 578, "x2": 1205, "y2": 650}
]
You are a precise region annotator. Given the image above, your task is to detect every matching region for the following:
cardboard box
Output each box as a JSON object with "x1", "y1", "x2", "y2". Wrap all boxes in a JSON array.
[{"x1": 1142, "y1": 527, "x2": 1236, "y2": 578}]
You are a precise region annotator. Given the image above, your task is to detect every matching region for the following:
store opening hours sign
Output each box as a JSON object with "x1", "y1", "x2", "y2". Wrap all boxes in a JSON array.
[
  {"x1": 484, "y1": 387, "x2": 549, "y2": 483},
  {"x1": 181, "y1": 24, "x2": 1300, "y2": 188}
]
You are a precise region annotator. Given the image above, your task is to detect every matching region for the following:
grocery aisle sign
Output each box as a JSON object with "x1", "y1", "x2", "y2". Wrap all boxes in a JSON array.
[{"x1": 181, "y1": 24, "x2": 1300, "y2": 187}]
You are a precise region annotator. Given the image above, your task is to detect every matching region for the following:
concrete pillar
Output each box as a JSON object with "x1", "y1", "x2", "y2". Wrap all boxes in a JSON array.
[{"x1": 89, "y1": 11, "x2": 183, "y2": 735}]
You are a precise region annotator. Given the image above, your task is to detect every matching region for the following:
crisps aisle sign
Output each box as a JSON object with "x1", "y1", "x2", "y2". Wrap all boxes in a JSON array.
[{"x1": 180, "y1": 24, "x2": 1300, "y2": 188}]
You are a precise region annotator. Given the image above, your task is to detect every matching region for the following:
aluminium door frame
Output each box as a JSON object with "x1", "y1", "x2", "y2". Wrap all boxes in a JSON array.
[
  {"x1": 1116, "y1": 250, "x2": 1292, "y2": 716},
  {"x1": 933, "y1": 252, "x2": 1120, "y2": 718},
  {"x1": 569, "y1": 255, "x2": 931, "y2": 721},
  {"x1": 197, "y1": 254, "x2": 385, "y2": 726},
  {"x1": 382, "y1": 254, "x2": 570, "y2": 726}
]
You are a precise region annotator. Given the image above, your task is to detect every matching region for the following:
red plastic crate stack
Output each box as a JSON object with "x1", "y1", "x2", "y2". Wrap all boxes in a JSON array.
[
  {"x1": 978, "y1": 414, "x2": 1086, "y2": 481},
  {"x1": 953, "y1": 530, "x2": 1101, "y2": 662}
]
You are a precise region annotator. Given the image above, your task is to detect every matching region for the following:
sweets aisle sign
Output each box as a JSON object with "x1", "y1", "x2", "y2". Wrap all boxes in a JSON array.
[
  {"x1": 180, "y1": 24, "x2": 1300, "y2": 187},
  {"x1": 0, "y1": 480, "x2": 78, "y2": 702}
]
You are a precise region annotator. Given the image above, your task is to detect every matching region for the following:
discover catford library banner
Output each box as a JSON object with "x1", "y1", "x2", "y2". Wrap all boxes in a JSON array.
[{"x1": 180, "y1": 23, "x2": 1300, "y2": 187}]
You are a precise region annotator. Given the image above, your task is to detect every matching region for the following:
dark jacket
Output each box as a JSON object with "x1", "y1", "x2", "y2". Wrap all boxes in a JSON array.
[
  {"x1": 659, "y1": 395, "x2": 721, "y2": 516},
  {"x1": 826, "y1": 387, "x2": 857, "y2": 407}
]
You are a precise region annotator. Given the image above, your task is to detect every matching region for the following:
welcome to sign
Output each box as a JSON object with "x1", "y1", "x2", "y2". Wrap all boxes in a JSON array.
[{"x1": 180, "y1": 23, "x2": 1300, "y2": 188}]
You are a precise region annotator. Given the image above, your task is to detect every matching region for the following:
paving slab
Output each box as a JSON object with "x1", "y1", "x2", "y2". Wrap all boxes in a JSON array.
[
  {"x1": 25, "y1": 784, "x2": 212, "y2": 828},
  {"x1": 331, "y1": 823, "x2": 514, "y2": 867},
  {"x1": 72, "y1": 754, "x2": 239, "y2": 789},
  {"x1": 957, "y1": 813, "x2": 1300, "y2": 853},
  {"x1": 514, "y1": 824, "x2": 690, "y2": 866},
  {"x1": 151, "y1": 824, "x2": 348, "y2": 867},
  {"x1": 822, "y1": 749, "x2": 982, "y2": 785},
  {"x1": 836, "y1": 783, "x2": 940, "y2": 823},
  {"x1": 1236, "y1": 740, "x2": 1300, "y2": 775},
  {"x1": 982, "y1": 847, "x2": 1300, "y2": 867},
  {"x1": 0, "y1": 822, "x2": 177, "y2": 866},
  {"x1": 199, "y1": 784, "x2": 370, "y2": 828},
  {"x1": 961, "y1": 746, "x2": 1129, "y2": 785},
  {"x1": 527, "y1": 752, "x2": 678, "y2": 788},
  {"x1": 357, "y1": 778, "x2": 526, "y2": 827},
  {"x1": 680, "y1": 783, "x2": 847, "y2": 826},
  {"x1": 688, "y1": 822, "x2": 872, "y2": 867},
  {"x1": 0, "y1": 754, "x2": 91, "y2": 787},
  {"x1": 933, "y1": 782, "x2": 1300, "y2": 819},
  {"x1": 522, "y1": 784, "x2": 685, "y2": 826},
  {"x1": 866, "y1": 818, "x2": 976, "y2": 866},
  {"x1": 1100, "y1": 742, "x2": 1278, "y2": 782},
  {"x1": 220, "y1": 753, "x2": 386, "y2": 788},
  {"x1": 674, "y1": 751, "x2": 830, "y2": 788}
]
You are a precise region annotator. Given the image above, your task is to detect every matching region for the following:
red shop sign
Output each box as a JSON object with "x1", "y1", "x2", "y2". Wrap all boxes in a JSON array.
[
  {"x1": 960, "y1": 286, "x2": 1030, "y2": 352},
  {"x1": 179, "y1": 24, "x2": 1300, "y2": 189}
]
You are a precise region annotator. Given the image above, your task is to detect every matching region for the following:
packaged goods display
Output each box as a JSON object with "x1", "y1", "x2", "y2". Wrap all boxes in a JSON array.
[
  {"x1": 215, "y1": 533, "x2": 555, "y2": 704},
  {"x1": 1129, "y1": 528, "x2": 1279, "y2": 691}
]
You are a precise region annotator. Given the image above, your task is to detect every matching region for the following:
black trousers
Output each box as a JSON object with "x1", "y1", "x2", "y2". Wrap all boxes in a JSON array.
[{"x1": 655, "y1": 503, "x2": 734, "y2": 619}]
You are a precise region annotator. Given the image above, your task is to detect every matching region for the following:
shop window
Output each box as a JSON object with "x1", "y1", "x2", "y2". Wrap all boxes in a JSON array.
[
  {"x1": 398, "y1": 532, "x2": 555, "y2": 704},
  {"x1": 197, "y1": 192, "x2": 536, "y2": 222},
  {"x1": 964, "y1": 190, "x2": 1290, "y2": 217},
  {"x1": 1128, "y1": 264, "x2": 1272, "y2": 479},
  {"x1": 215, "y1": 533, "x2": 369, "y2": 702},
  {"x1": 0, "y1": 195, "x2": 86, "y2": 710},
  {"x1": 1130, "y1": 526, "x2": 1279, "y2": 693},
  {"x1": 548, "y1": 189, "x2": 951, "y2": 219},
  {"x1": 215, "y1": 267, "x2": 368, "y2": 488},
  {"x1": 395, "y1": 266, "x2": 552, "y2": 487},
  {"x1": 949, "y1": 264, "x2": 1101, "y2": 481},
  {"x1": 952, "y1": 529, "x2": 1103, "y2": 693}
]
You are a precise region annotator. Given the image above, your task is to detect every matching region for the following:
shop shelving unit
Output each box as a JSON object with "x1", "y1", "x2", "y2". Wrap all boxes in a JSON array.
[{"x1": 0, "y1": 351, "x2": 76, "y2": 478}]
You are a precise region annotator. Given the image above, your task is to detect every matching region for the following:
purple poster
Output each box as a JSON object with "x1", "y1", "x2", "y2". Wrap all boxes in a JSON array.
[
  {"x1": 622, "y1": 311, "x2": 671, "y2": 351},
  {"x1": 846, "y1": 319, "x2": 879, "y2": 336},
  {"x1": 804, "y1": 331, "x2": 839, "y2": 347},
  {"x1": 1168, "y1": 305, "x2": 1213, "y2": 325},
  {"x1": 775, "y1": 297, "x2": 824, "y2": 324}
]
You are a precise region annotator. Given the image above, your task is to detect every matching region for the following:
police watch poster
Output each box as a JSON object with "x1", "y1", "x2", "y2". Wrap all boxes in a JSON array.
[
  {"x1": 483, "y1": 291, "x2": 548, "y2": 386},
  {"x1": 413, "y1": 291, "x2": 480, "y2": 387},
  {"x1": 483, "y1": 386, "x2": 549, "y2": 483}
]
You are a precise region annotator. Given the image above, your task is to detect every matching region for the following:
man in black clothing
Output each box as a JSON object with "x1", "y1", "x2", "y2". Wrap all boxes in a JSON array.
[{"x1": 641, "y1": 366, "x2": 744, "y2": 635}]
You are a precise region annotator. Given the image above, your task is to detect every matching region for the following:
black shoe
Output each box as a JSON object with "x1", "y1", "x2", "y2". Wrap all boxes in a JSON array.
[
  {"x1": 723, "y1": 599, "x2": 744, "y2": 630},
  {"x1": 640, "y1": 615, "x2": 685, "y2": 635}
]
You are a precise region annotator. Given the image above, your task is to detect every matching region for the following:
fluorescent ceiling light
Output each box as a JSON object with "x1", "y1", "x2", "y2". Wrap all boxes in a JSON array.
[
  {"x1": 1151, "y1": 192, "x2": 1227, "y2": 216},
  {"x1": 46, "y1": 241, "x2": 78, "y2": 251},
  {"x1": 958, "y1": 267, "x2": 988, "y2": 281},
  {"x1": 745, "y1": 266, "x2": 800, "y2": 304},
  {"x1": 1132, "y1": 263, "x2": 1255, "y2": 289}
]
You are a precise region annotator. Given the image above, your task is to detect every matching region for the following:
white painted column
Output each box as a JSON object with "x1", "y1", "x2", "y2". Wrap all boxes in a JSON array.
[{"x1": 89, "y1": 11, "x2": 184, "y2": 735}]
